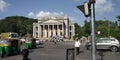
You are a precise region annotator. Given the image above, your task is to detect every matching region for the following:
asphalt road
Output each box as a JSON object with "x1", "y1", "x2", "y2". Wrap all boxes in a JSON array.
[{"x1": 1, "y1": 41, "x2": 120, "y2": 60}]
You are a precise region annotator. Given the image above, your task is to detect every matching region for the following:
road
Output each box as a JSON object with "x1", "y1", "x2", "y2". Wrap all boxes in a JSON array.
[{"x1": 0, "y1": 41, "x2": 120, "y2": 60}]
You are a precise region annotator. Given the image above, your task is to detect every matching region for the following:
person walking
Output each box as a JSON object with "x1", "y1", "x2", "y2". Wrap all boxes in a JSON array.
[{"x1": 74, "y1": 38, "x2": 81, "y2": 55}]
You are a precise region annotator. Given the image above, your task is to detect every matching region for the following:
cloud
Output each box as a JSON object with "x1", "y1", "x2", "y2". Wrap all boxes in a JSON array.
[
  {"x1": 0, "y1": 0, "x2": 9, "y2": 12},
  {"x1": 27, "y1": 11, "x2": 76, "y2": 22},
  {"x1": 27, "y1": 12, "x2": 35, "y2": 18},
  {"x1": 69, "y1": 16, "x2": 77, "y2": 22},
  {"x1": 36, "y1": 11, "x2": 64, "y2": 18},
  {"x1": 95, "y1": 0, "x2": 114, "y2": 14}
]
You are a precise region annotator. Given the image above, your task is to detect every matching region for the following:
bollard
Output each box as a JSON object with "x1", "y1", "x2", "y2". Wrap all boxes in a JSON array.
[{"x1": 66, "y1": 48, "x2": 75, "y2": 60}]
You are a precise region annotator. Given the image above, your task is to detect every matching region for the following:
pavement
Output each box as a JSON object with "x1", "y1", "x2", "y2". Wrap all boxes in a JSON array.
[
  {"x1": 75, "y1": 42, "x2": 120, "y2": 60},
  {"x1": 1, "y1": 41, "x2": 120, "y2": 60}
]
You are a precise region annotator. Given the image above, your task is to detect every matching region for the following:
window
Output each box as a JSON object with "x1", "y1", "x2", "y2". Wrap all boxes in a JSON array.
[
  {"x1": 96, "y1": 39, "x2": 103, "y2": 43},
  {"x1": 103, "y1": 39, "x2": 111, "y2": 43}
]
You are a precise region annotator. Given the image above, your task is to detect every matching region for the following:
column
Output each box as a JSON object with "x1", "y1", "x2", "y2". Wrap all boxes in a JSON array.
[
  {"x1": 66, "y1": 24, "x2": 68, "y2": 37},
  {"x1": 53, "y1": 25, "x2": 55, "y2": 36},
  {"x1": 43, "y1": 25, "x2": 45, "y2": 38},
  {"x1": 39, "y1": 25, "x2": 41, "y2": 38},
  {"x1": 38, "y1": 25, "x2": 40, "y2": 38},
  {"x1": 64, "y1": 20, "x2": 69, "y2": 38},
  {"x1": 37, "y1": 24, "x2": 40, "y2": 38},
  {"x1": 48, "y1": 25, "x2": 52, "y2": 37},
  {"x1": 33, "y1": 26, "x2": 35, "y2": 38}
]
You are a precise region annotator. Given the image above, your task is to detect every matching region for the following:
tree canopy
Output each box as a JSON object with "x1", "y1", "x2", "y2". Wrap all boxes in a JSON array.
[
  {"x1": 74, "y1": 16, "x2": 120, "y2": 40},
  {"x1": 0, "y1": 16, "x2": 37, "y2": 36}
]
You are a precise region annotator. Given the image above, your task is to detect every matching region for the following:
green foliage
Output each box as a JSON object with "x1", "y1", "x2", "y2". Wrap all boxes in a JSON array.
[
  {"x1": 74, "y1": 23, "x2": 86, "y2": 39},
  {"x1": 83, "y1": 20, "x2": 91, "y2": 36},
  {"x1": 0, "y1": 16, "x2": 37, "y2": 36},
  {"x1": 95, "y1": 20, "x2": 119, "y2": 39},
  {"x1": 75, "y1": 18, "x2": 120, "y2": 40}
]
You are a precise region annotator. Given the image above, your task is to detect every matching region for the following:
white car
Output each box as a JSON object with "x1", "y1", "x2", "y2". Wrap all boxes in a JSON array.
[
  {"x1": 20, "y1": 38, "x2": 25, "y2": 43},
  {"x1": 36, "y1": 39, "x2": 42, "y2": 45}
]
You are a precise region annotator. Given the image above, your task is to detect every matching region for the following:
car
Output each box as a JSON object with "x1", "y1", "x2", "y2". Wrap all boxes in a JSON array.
[
  {"x1": 85, "y1": 38, "x2": 120, "y2": 52},
  {"x1": 20, "y1": 38, "x2": 26, "y2": 43},
  {"x1": 35, "y1": 39, "x2": 43, "y2": 45}
]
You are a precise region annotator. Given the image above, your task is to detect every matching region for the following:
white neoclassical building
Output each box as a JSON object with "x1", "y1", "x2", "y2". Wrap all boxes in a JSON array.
[{"x1": 33, "y1": 16, "x2": 75, "y2": 40}]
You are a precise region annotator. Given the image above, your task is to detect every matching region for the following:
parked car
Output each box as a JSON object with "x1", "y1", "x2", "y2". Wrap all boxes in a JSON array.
[
  {"x1": 20, "y1": 38, "x2": 26, "y2": 44},
  {"x1": 20, "y1": 38, "x2": 25, "y2": 42},
  {"x1": 85, "y1": 38, "x2": 120, "y2": 52},
  {"x1": 35, "y1": 39, "x2": 43, "y2": 45}
]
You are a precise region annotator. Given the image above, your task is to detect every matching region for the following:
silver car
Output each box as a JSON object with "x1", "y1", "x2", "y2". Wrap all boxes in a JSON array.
[
  {"x1": 36, "y1": 39, "x2": 43, "y2": 45},
  {"x1": 86, "y1": 38, "x2": 120, "y2": 52}
]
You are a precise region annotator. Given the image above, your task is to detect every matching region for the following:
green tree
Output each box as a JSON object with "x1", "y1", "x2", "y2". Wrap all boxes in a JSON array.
[
  {"x1": 83, "y1": 20, "x2": 91, "y2": 36},
  {"x1": 0, "y1": 16, "x2": 37, "y2": 36},
  {"x1": 74, "y1": 23, "x2": 85, "y2": 39}
]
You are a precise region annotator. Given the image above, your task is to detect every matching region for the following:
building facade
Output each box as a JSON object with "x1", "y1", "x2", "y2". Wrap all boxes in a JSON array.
[{"x1": 33, "y1": 16, "x2": 75, "y2": 40}]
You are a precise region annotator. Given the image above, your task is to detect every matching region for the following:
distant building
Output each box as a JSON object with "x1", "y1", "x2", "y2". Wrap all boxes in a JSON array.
[{"x1": 33, "y1": 16, "x2": 75, "y2": 40}]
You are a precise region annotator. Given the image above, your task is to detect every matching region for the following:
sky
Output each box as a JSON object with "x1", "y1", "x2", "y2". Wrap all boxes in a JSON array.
[{"x1": 0, "y1": 0, "x2": 120, "y2": 26}]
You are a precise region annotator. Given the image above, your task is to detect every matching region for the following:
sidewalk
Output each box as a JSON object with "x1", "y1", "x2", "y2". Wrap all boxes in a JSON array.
[
  {"x1": 75, "y1": 49, "x2": 120, "y2": 60},
  {"x1": 75, "y1": 51, "x2": 92, "y2": 60},
  {"x1": 74, "y1": 42, "x2": 92, "y2": 60}
]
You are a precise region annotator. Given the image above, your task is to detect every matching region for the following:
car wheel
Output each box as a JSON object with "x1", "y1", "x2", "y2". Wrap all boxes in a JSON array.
[{"x1": 110, "y1": 46, "x2": 118, "y2": 52}]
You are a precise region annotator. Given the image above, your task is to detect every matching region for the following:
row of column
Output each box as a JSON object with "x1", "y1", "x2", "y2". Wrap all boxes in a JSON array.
[
  {"x1": 38, "y1": 24, "x2": 65, "y2": 38},
  {"x1": 33, "y1": 24, "x2": 75, "y2": 39}
]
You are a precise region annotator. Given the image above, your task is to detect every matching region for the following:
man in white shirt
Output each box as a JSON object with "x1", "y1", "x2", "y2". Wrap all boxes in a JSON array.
[{"x1": 74, "y1": 38, "x2": 81, "y2": 55}]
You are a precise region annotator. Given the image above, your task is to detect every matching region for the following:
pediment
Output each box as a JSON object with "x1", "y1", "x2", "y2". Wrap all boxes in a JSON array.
[{"x1": 42, "y1": 20, "x2": 62, "y2": 24}]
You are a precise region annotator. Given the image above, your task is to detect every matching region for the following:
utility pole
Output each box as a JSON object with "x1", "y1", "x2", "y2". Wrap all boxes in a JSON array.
[
  {"x1": 77, "y1": 0, "x2": 96, "y2": 60},
  {"x1": 90, "y1": 0, "x2": 96, "y2": 60}
]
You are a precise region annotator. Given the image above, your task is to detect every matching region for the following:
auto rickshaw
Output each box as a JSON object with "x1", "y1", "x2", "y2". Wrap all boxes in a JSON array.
[
  {"x1": 25, "y1": 38, "x2": 36, "y2": 49},
  {"x1": 0, "y1": 32, "x2": 21, "y2": 58}
]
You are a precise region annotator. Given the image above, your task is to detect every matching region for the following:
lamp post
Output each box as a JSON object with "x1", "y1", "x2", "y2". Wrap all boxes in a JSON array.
[
  {"x1": 77, "y1": 0, "x2": 96, "y2": 60},
  {"x1": 89, "y1": 0, "x2": 96, "y2": 60}
]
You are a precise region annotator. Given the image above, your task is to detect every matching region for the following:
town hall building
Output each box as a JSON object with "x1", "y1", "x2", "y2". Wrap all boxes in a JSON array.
[{"x1": 33, "y1": 16, "x2": 75, "y2": 40}]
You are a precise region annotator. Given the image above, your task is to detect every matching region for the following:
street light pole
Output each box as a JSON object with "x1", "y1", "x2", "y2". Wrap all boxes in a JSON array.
[
  {"x1": 90, "y1": 1, "x2": 96, "y2": 60},
  {"x1": 77, "y1": 0, "x2": 96, "y2": 60}
]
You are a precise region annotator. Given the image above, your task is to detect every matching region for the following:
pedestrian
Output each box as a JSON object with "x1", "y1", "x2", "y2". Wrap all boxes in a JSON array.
[
  {"x1": 21, "y1": 49, "x2": 31, "y2": 60},
  {"x1": 74, "y1": 38, "x2": 81, "y2": 55}
]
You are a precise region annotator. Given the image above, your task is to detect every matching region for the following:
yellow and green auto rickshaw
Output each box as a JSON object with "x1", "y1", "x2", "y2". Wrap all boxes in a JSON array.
[
  {"x1": 0, "y1": 32, "x2": 21, "y2": 58},
  {"x1": 25, "y1": 38, "x2": 36, "y2": 49}
]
